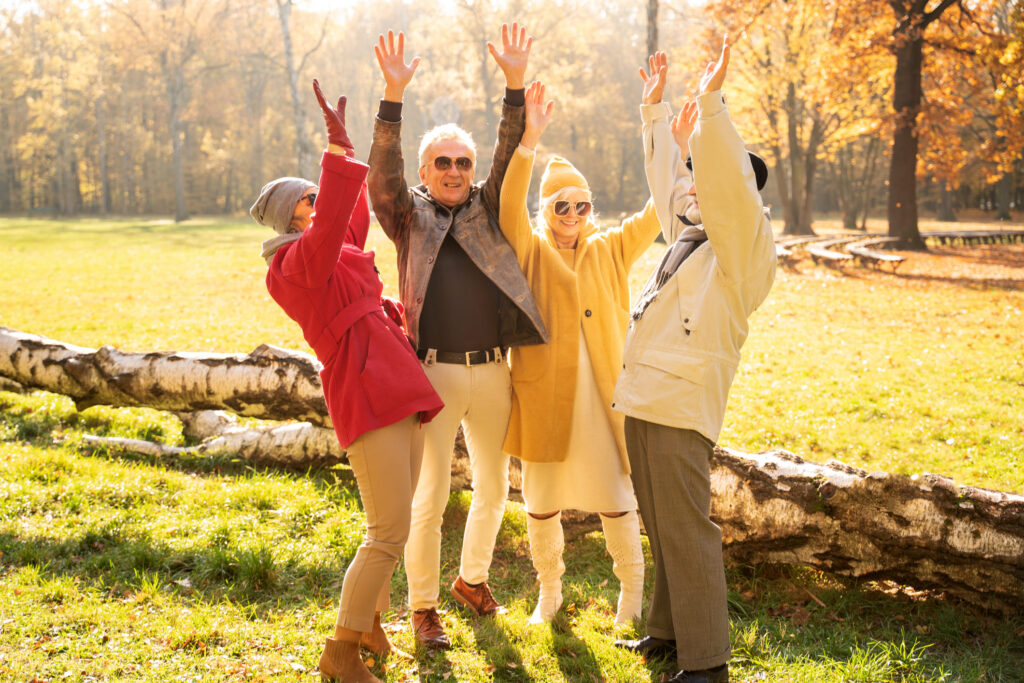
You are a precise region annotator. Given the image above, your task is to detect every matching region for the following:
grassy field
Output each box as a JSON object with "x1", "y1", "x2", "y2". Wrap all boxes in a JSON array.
[{"x1": 1, "y1": 215, "x2": 1023, "y2": 681}]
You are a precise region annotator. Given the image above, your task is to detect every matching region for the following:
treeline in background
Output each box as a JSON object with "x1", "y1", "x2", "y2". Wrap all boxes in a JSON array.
[{"x1": 1, "y1": 0, "x2": 1021, "y2": 238}]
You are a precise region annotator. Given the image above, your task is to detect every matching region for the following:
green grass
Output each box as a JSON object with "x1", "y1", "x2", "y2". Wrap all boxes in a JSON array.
[
  {"x1": 1, "y1": 390, "x2": 1022, "y2": 681},
  {"x1": 2, "y1": 215, "x2": 1024, "y2": 680}
]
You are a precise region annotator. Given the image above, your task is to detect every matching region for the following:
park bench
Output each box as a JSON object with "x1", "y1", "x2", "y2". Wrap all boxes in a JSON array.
[
  {"x1": 774, "y1": 242, "x2": 795, "y2": 265},
  {"x1": 846, "y1": 236, "x2": 906, "y2": 272},
  {"x1": 922, "y1": 229, "x2": 1024, "y2": 246},
  {"x1": 806, "y1": 236, "x2": 858, "y2": 267},
  {"x1": 774, "y1": 235, "x2": 831, "y2": 266}
]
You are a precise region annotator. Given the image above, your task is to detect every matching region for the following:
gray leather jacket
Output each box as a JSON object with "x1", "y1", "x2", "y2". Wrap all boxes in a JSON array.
[{"x1": 367, "y1": 100, "x2": 548, "y2": 350}]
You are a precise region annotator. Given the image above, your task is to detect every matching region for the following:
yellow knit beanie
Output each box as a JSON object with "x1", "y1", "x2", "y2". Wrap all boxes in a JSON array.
[{"x1": 540, "y1": 156, "x2": 589, "y2": 200}]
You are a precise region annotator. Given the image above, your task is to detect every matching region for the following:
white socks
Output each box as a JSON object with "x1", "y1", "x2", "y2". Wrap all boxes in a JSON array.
[
  {"x1": 601, "y1": 511, "x2": 645, "y2": 625},
  {"x1": 526, "y1": 512, "x2": 565, "y2": 624}
]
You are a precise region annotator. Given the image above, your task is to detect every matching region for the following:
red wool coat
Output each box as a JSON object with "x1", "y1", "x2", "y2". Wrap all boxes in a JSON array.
[{"x1": 266, "y1": 152, "x2": 443, "y2": 448}]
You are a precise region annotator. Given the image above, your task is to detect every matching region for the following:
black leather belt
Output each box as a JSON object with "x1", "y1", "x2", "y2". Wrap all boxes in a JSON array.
[{"x1": 417, "y1": 347, "x2": 505, "y2": 366}]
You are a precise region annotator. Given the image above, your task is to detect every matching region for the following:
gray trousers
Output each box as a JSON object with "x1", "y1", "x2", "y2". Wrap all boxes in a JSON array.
[{"x1": 624, "y1": 416, "x2": 730, "y2": 671}]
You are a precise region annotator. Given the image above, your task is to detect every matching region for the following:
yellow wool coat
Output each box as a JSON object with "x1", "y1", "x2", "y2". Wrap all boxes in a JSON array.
[{"x1": 499, "y1": 145, "x2": 662, "y2": 469}]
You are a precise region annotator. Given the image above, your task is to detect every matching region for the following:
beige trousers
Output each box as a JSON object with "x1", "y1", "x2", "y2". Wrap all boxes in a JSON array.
[
  {"x1": 404, "y1": 360, "x2": 512, "y2": 609},
  {"x1": 336, "y1": 414, "x2": 424, "y2": 633},
  {"x1": 624, "y1": 416, "x2": 731, "y2": 671}
]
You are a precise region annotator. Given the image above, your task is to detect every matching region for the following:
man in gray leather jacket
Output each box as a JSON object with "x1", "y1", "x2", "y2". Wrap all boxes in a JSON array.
[{"x1": 367, "y1": 25, "x2": 547, "y2": 650}]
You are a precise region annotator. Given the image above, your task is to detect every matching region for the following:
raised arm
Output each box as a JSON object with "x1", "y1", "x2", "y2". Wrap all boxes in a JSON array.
[
  {"x1": 639, "y1": 52, "x2": 695, "y2": 245},
  {"x1": 480, "y1": 22, "x2": 530, "y2": 215},
  {"x1": 367, "y1": 30, "x2": 419, "y2": 242},
  {"x1": 689, "y1": 35, "x2": 771, "y2": 281},
  {"x1": 499, "y1": 81, "x2": 553, "y2": 261},
  {"x1": 276, "y1": 80, "x2": 369, "y2": 287},
  {"x1": 374, "y1": 29, "x2": 420, "y2": 104}
]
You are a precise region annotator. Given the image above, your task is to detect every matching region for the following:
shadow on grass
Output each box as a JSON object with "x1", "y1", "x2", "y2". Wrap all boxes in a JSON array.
[{"x1": 470, "y1": 618, "x2": 533, "y2": 682}]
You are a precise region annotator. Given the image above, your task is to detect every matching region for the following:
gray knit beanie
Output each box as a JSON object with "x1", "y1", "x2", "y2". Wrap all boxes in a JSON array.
[{"x1": 250, "y1": 177, "x2": 315, "y2": 234}]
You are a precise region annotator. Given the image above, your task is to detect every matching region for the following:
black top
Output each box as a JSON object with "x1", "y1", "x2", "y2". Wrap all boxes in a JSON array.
[{"x1": 418, "y1": 232, "x2": 502, "y2": 352}]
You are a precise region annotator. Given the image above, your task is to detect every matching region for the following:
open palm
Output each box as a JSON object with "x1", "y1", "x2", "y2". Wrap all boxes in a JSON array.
[
  {"x1": 487, "y1": 22, "x2": 532, "y2": 89},
  {"x1": 375, "y1": 30, "x2": 420, "y2": 99}
]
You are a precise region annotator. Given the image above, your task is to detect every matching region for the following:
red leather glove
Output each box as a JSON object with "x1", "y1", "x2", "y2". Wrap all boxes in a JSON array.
[
  {"x1": 380, "y1": 296, "x2": 406, "y2": 330},
  {"x1": 312, "y1": 79, "x2": 355, "y2": 156}
]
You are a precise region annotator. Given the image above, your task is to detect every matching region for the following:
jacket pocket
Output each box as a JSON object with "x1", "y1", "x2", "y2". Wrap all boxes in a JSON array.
[{"x1": 636, "y1": 348, "x2": 707, "y2": 387}]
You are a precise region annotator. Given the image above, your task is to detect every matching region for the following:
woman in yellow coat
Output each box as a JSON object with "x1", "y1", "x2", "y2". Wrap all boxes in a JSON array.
[{"x1": 499, "y1": 82, "x2": 662, "y2": 624}]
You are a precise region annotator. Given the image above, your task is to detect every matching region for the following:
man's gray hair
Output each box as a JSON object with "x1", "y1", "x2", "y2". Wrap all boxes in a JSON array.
[{"x1": 418, "y1": 124, "x2": 477, "y2": 167}]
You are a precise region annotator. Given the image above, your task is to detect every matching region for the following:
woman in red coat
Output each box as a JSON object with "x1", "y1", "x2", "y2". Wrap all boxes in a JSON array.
[{"x1": 251, "y1": 81, "x2": 442, "y2": 683}]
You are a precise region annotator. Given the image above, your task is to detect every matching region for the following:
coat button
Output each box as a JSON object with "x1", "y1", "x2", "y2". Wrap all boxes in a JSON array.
[
  {"x1": 427, "y1": 256, "x2": 434, "y2": 263},
  {"x1": 685, "y1": 329, "x2": 690, "y2": 335},
  {"x1": 585, "y1": 309, "x2": 592, "y2": 317},
  {"x1": 684, "y1": 318, "x2": 689, "y2": 323},
  {"x1": 416, "y1": 297, "x2": 423, "y2": 304}
]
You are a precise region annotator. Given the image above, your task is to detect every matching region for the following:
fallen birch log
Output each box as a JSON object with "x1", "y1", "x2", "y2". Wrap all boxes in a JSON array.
[
  {"x1": 2, "y1": 327, "x2": 1022, "y2": 612},
  {"x1": 0, "y1": 327, "x2": 330, "y2": 426},
  {"x1": 83, "y1": 417, "x2": 344, "y2": 468},
  {"x1": 713, "y1": 448, "x2": 1024, "y2": 614}
]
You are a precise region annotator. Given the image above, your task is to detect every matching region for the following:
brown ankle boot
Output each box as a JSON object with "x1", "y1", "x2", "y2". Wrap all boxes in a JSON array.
[{"x1": 318, "y1": 637, "x2": 381, "y2": 683}]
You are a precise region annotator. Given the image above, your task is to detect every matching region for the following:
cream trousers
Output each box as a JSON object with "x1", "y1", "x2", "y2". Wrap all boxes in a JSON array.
[
  {"x1": 404, "y1": 360, "x2": 512, "y2": 609},
  {"x1": 336, "y1": 414, "x2": 424, "y2": 633}
]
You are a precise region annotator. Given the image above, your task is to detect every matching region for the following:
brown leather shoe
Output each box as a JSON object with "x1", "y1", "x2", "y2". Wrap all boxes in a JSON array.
[
  {"x1": 411, "y1": 608, "x2": 451, "y2": 650},
  {"x1": 450, "y1": 576, "x2": 506, "y2": 616}
]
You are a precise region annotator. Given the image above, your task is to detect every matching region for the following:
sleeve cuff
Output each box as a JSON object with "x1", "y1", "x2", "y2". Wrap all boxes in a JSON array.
[
  {"x1": 321, "y1": 150, "x2": 369, "y2": 180},
  {"x1": 515, "y1": 144, "x2": 536, "y2": 159},
  {"x1": 640, "y1": 102, "x2": 672, "y2": 123},
  {"x1": 697, "y1": 91, "x2": 725, "y2": 118},
  {"x1": 377, "y1": 99, "x2": 403, "y2": 122},
  {"x1": 504, "y1": 87, "x2": 525, "y2": 107}
]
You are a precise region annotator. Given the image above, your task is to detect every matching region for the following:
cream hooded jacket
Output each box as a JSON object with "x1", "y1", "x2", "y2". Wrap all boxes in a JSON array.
[{"x1": 612, "y1": 92, "x2": 776, "y2": 442}]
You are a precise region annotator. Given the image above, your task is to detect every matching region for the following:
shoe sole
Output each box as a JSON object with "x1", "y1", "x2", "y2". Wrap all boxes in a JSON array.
[{"x1": 415, "y1": 636, "x2": 452, "y2": 650}]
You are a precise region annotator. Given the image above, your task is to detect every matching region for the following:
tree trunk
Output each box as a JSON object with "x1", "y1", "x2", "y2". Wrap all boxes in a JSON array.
[
  {"x1": 995, "y1": 172, "x2": 1012, "y2": 221},
  {"x1": 887, "y1": 36, "x2": 926, "y2": 249},
  {"x1": 0, "y1": 327, "x2": 329, "y2": 426},
  {"x1": 647, "y1": 0, "x2": 658, "y2": 56},
  {"x1": 782, "y1": 83, "x2": 807, "y2": 235},
  {"x1": 85, "y1": 410, "x2": 344, "y2": 468},
  {"x1": 277, "y1": 0, "x2": 311, "y2": 178},
  {"x1": 167, "y1": 66, "x2": 189, "y2": 222},
  {"x1": 97, "y1": 97, "x2": 111, "y2": 215},
  {"x1": 714, "y1": 447, "x2": 1023, "y2": 614},
  {"x1": 939, "y1": 184, "x2": 956, "y2": 221},
  {"x1": 798, "y1": 119, "x2": 822, "y2": 235},
  {"x1": 2, "y1": 326, "x2": 1023, "y2": 612}
]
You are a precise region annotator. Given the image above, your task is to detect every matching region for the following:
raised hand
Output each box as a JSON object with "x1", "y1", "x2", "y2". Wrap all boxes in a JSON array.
[
  {"x1": 312, "y1": 79, "x2": 354, "y2": 155},
  {"x1": 487, "y1": 22, "x2": 532, "y2": 90},
  {"x1": 374, "y1": 30, "x2": 421, "y2": 102},
  {"x1": 638, "y1": 51, "x2": 668, "y2": 105},
  {"x1": 520, "y1": 81, "x2": 554, "y2": 150},
  {"x1": 698, "y1": 35, "x2": 730, "y2": 95},
  {"x1": 670, "y1": 100, "x2": 698, "y2": 162}
]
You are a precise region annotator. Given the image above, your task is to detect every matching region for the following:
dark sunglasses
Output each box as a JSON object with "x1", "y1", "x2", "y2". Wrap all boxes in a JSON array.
[
  {"x1": 302, "y1": 192, "x2": 317, "y2": 207},
  {"x1": 432, "y1": 156, "x2": 473, "y2": 172},
  {"x1": 553, "y1": 200, "x2": 592, "y2": 217}
]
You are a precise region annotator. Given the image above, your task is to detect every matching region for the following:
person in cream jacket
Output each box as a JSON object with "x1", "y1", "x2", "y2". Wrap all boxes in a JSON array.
[{"x1": 612, "y1": 40, "x2": 775, "y2": 683}]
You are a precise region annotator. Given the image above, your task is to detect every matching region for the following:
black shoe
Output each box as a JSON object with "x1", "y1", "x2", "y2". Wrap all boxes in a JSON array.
[
  {"x1": 667, "y1": 663, "x2": 729, "y2": 682},
  {"x1": 613, "y1": 635, "x2": 676, "y2": 657}
]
